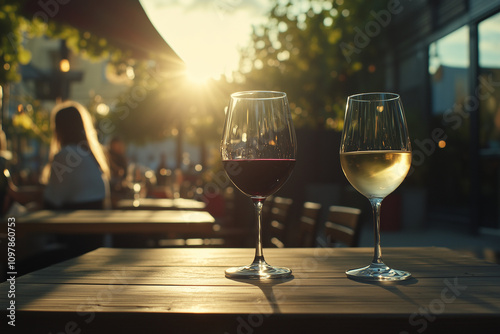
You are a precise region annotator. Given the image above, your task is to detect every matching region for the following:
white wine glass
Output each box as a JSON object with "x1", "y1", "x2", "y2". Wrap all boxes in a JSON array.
[
  {"x1": 340, "y1": 92, "x2": 412, "y2": 281},
  {"x1": 221, "y1": 91, "x2": 296, "y2": 279}
]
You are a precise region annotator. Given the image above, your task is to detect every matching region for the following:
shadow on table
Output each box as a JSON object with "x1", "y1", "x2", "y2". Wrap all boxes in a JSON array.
[
  {"x1": 227, "y1": 276, "x2": 294, "y2": 313},
  {"x1": 348, "y1": 276, "x2": 420, "y2": 307}
]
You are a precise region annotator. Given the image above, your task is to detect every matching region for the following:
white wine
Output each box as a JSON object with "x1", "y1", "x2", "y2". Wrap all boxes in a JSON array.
[{"x1": 340, "y1": 150, "x2": 411, "y2": 199}]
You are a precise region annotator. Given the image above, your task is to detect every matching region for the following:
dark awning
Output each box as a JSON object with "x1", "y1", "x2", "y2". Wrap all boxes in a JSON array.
[{"x1": 21, "y1": 0, "x2": 183, "y2": 65}]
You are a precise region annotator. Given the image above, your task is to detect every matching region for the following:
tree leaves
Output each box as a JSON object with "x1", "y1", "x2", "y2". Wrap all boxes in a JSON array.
[{"x1": 238, "y1": 0, "x2": 388, "y2": 130}]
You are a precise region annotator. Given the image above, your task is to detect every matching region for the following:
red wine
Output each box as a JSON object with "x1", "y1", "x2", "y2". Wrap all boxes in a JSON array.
[{"x1": 223, "y1": 159, "x2": 295, "y2": 198}]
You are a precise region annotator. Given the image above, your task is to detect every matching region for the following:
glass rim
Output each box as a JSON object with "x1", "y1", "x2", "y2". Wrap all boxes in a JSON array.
[
  {"x1": 348, "y1": 92, "x2": 400, "y2": 102},
  {"x1": 231, "y1": 90, "x2": 287, "y2": 100}
]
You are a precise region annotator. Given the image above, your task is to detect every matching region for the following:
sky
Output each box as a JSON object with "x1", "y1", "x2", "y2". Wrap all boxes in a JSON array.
[
  {"x1": 429, "y1": 26, "x2": 469, "y2": 73},
  {"x1": 429, "y1": 11, "x2": 500, "y2": 74},
  {"x1": 478, "y1": 11, "x2": 500, "y2": 69},
  {"x1": 139, "y1": 0, "x2": 271, "y2": 82}
]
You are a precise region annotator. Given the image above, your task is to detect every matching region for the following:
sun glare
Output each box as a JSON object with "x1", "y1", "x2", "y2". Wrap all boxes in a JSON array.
[
  {"x1": 184, "y1": 66, "x2": 216, "y2": 85},
  {"x1": 140, "y1": 0, "x2": 270, "y2": 81}
]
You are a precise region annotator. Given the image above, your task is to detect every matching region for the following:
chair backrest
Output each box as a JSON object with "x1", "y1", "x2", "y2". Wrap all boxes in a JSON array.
[
  {"x1": 267, "y1": 196, "x2": 293, "y2": 248},
  {"x1": 261, "y1": 195, "x2": 274, "y2": 225},
  {"x1": 296, "y1": 202, "x2": 322, "y2": 247},
  {"x1": 324, "y1": 205, "x2": 362, "y2": 247}
]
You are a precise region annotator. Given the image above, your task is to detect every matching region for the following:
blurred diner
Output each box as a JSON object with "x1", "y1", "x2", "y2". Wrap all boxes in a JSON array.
[
  {"x1": 2, "y1": 101, "x2": 112, "y2": 276},
  {"x1": 107, "y1": 136, "x2": 128, "y2": 191},
  {"x1": 41, "y1": 101, "x2": 110, "y2": 210}
]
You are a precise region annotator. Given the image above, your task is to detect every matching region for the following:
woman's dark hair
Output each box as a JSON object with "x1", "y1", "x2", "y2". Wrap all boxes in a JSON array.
[{"x1": 54, "y1": 106, "x2": 87, "y2": 146}]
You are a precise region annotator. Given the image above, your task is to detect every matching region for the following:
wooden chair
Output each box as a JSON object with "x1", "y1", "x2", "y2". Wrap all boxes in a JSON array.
[
  {"x1": 261, "y1": 195, "x2": 274, "y2": 226},
  {"x1": 267, "y1": 196, "x2": 293, "y2": 248},
  {"x1": 296, "y1": 202, "x2": 322, "y2": 247},
  {"x1": 324, "y1": 205, "x2": 362, "y2": 247}
]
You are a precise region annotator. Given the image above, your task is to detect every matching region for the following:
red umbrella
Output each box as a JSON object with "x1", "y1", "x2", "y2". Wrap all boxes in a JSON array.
[{"x1": 21, "y1": 0, "x2": 182, "y2": 64}]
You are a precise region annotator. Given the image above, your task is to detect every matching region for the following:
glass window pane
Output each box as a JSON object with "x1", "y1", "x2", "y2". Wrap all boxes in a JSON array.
[
  {"x1": 479, "y1": 12, "x2": 500, "y2": 228},
  {"x1": 429, "y1": 26, "x2": 470, "y2": 115},
  {"x1": 427, "y1": 26, "x2": 470, "y2": 219},
  {"x1": 479, "y1": 12, "x2": 500, "y2": 147}
]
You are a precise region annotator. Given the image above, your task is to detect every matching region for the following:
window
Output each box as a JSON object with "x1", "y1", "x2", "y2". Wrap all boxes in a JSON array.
[
  {"x1": 429, "y1": 26, "x2": 469, "y2": 115},
  {"x1": 478, "y1": 12, "x2": 500, "y2": 228},
  {"x1": 427, "y1": 26, "x2": 470, "y2": 218},
  {"x1": 478, "y1": 12, "x2": 500, "y2": 149}
]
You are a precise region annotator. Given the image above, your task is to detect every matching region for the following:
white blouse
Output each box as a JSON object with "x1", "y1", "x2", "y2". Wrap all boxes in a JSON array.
[{"x1": 44, "y1": 144, "x2": 108, "y2": 208}]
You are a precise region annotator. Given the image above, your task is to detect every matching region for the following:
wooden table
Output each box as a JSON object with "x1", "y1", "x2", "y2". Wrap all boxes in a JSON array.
[
  {"x1": 14, "y1": 209, "x2": 215, "y2": 235},
  {"x1": 115, "y1": 198, "x2": 206, "y2": 211},
  {"x1": 2, "y1": 247, "x2": 500, "y2": 333}
]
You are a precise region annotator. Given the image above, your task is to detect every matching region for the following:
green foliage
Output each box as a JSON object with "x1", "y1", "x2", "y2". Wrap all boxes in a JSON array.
[
  {"x1": 0, "y1": 2, "x2": 32, "y2": 83},
  {"x1": 0, "y1": 1, "x2": 129, "y2": 85},
  {"x1": 238, "y1": 0, "x2": 388, "y2": 130},
  {"x1": 6, "y1": 100, "x2": 51, "y2": 143},
  {"x1": 0, "y1": 0, "x2": 135, "y2": 146}
]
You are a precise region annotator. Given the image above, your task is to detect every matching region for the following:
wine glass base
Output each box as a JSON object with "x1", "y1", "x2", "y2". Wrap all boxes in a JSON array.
[
  {"x1": 346, "y1": 263, "x2": 411, "y2": 281},
  {"x1": 225, "y1": 262, "x2": 292, "y2": 279}
]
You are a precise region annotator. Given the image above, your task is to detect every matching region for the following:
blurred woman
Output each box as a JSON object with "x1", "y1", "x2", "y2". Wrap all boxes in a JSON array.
[
  {"x1": 4, "y1": 102, "x2": 111, "y2": 273},
  {"x1": 41, "y1": 101, "x2": 110, "y2": 209}
]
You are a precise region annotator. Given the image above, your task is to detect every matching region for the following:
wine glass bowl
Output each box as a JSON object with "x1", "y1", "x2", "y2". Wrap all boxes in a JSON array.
[
  {"x1": 340, "y1": 92, "x2": 412, "y2": 281},
  {"x1": 221, "y1": 91, "x2": 296, "y2": 279}
]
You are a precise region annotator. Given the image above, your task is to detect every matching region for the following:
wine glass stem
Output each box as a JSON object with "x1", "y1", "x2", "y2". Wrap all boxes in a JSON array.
[
  {"x1": 370, "y1": 198, "x2": 384, "y2": 264},
  {"x1": 252, "y1": 199, "x2": 266, "y2": 265}
]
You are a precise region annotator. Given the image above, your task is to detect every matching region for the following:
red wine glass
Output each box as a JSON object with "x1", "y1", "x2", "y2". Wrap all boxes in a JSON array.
[{"x1": 221, "y1": 91, "x2": 297, "y2": 279}]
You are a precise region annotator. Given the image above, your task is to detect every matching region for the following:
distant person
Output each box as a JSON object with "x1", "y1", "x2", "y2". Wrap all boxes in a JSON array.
[
  {"x1": 151, "y1": 152, "x2": 173, "y2": 198},
  {"x1": 40, "y1": 101, "x2": 110, "y2": 210},
  {"x1": 107, "y1": 136, "x2": 128, "y2": 197},
  {"x1": 156, "y1": 152, "x2": 169, "y2": 186}
]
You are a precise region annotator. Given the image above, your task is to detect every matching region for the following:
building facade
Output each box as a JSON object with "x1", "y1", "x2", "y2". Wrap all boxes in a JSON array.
[{"x1": 385, "y1": 0, "x2": 500, "y2": 232}]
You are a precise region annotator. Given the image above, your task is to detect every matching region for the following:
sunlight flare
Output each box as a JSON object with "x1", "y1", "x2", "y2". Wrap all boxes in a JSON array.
[{"x1": 140, "y1": 0, "x2": 270, "y2": 81}]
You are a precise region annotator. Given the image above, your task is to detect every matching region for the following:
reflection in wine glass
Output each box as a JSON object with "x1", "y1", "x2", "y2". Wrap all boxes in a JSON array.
[
  {"x1": 340, "y1": 92, "x2": 412, "y2": 281},
  {"x1": 221, "y1": 91, "x2": 296, "y2": 279}
]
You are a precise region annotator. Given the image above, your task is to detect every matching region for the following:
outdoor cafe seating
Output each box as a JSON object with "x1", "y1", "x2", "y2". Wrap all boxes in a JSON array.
[{"x1": 2, "y1": 1, "x2": 500, "y2": 333}]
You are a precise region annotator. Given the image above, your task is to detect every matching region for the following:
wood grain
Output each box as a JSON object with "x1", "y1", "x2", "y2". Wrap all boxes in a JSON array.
[
  {"x1": 15, "y1": 209, "x2": 215, "y2": 234},
  {"x1": 2, "y1": 247, "x2": 500, "y2": 333},
  {"x1": 115, "y1": 198, "x2": 206, "y2": 211}
]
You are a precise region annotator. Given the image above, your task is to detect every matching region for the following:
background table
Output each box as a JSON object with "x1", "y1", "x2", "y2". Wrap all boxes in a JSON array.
[
  {"x1": 15, "y1": 209, "x2": 215, "y2": 235},
  {"x1": 2, "y1": 247, "x2": 500, "y2": 333},
  {"x1": 115, "y1": 198, "x2": 206, "y2": 211}
]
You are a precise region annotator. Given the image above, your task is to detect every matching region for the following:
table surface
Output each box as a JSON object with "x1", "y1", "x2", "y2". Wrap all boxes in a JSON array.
[
  {"x1": 115, "y1": 198, "x2": 207, "y2": 211},
  {"x1": 14, "y1": 209, "x2": 215, "y2": 234},
  {"x1": 2, "y1": 247, "x2": 500, "y2": 333}
]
